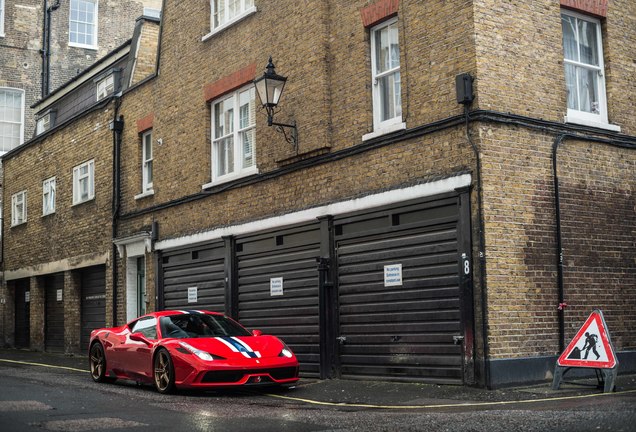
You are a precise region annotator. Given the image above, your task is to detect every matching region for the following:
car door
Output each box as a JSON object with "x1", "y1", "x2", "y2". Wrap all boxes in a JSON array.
[{"x1": 121, "y1": 316, "x2": 158, "y2": 381}]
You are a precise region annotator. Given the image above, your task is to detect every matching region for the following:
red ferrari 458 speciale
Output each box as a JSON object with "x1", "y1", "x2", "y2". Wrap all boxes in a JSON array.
[{"x1": 88, "y1": 310, "x2": 299, "y2": 393}]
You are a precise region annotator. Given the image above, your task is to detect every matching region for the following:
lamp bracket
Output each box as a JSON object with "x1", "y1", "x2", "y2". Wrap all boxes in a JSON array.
[{"x1": 271, "y1": 120, "x2": 298, "y2": 151}]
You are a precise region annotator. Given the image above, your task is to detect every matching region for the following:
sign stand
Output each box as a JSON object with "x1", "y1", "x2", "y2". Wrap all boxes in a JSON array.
[{"x1": 552, "y1": 310, "x2": 618, "y2": 393}]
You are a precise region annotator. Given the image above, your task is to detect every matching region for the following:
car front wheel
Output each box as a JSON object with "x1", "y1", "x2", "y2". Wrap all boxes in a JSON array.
[
  {"x1": 89, "y1": 342, "x2": 114, "y2": 383},
  {"x1": 153, "y1": 349, "x2": 175, "y2": 394}
]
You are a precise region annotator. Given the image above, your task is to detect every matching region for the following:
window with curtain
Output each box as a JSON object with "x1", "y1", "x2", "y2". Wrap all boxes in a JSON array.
[
  {"x1": 211, "y1": 86, "x2": 256, "y2": 184},
  {"x1": 561, "y1": 11, "x2": 609, "y2": 126}
]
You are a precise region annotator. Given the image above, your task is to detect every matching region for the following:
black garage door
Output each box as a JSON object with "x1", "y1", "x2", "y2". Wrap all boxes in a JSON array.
[
  {"x1": 236, "y1": 223, "x2": 321, "y2": 377},
  {"x1": 162, "y1": 242, "x2": 226, "y2": 312},
  {"x1": 45, "y1": 274, "x2": 65, "y2": 352},
  {"x1": 335, "y1": 196, "x2": 465, "y2": 383},
  {"x1": 14, "y1": 279, "x2": 30, "y2": 349},
  {"x1": 80, "y1": 266, "x2": 106, "y2": 350}
]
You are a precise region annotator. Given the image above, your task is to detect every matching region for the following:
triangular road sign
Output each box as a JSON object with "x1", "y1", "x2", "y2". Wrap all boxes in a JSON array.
[{"x1": 558, "y1": 310, "x2": 617, "y2": 369}]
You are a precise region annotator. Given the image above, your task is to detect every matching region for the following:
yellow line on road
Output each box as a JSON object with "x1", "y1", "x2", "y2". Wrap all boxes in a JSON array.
[
  {"x1": 3, "y1": 357, "x2": 634, "y2": 410},
  {"x1": 0, "y1": 358, "x2": 88, "y2": 373},
  {"x1": 265, "y1": 388, "x2": 636, "y2": 410}
]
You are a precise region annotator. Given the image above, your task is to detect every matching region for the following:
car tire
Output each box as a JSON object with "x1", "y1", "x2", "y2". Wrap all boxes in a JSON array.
[
  {"x1": 89, "y1": 342, "x2": 114, "y2": 383},
  {"x1": 153, "y1": 348, "x2": 176, "y2": 394}
]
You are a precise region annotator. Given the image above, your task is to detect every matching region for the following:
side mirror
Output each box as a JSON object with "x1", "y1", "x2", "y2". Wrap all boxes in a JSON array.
[
  {"x1": 252, "y1": 329, "x2": 263, "y2": 337},
  {"x1": 130, "y1": 332, "x2": 151, "y2": 345}
]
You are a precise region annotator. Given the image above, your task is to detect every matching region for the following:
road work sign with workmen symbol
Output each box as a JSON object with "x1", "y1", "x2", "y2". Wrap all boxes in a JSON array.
[{"x1": 557, "y1": 310, "x2": 617, "y2": 369}]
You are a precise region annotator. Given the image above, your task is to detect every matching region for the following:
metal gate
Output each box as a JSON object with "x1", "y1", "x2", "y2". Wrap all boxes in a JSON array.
[
  {"x1": 334, "y1": 195, "x2": 466, "y2": 383},
  {"x1": 236, "y1": 223, "x2": 321, "y2": 377},
  {"x1": 14, "y1": 279, "x2": 30, "y2": 349},
  {"x1": 161, "y1": 242, "x2": 226, "y2": 312},
  {"x1": 80, "y1": 266, "x2": 106, "y2": 350},
  {"x1": 45, "y1": 274, "x2": 65, "y2": 352}
]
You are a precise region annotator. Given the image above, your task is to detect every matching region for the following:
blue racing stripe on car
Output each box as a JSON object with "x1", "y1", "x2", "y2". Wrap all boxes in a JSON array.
[{"x1": 219, "y1": 336, "x2": 258, "y2": 358}]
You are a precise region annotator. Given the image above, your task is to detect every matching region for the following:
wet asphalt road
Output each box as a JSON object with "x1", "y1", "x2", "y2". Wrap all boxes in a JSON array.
[{"x1": 0, "y1": 350, "x2": 635, "y2": 432}]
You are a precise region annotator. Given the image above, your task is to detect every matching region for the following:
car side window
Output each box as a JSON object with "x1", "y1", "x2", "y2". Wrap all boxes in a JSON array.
[{"x1": 130, "y1": 317, "x2": 157, "y2": 340}]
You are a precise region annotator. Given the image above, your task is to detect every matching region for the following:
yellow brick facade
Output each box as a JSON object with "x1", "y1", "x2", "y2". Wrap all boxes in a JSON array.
[{"x1": 1, "y1": 0, "x2": 634, "y2": 387}]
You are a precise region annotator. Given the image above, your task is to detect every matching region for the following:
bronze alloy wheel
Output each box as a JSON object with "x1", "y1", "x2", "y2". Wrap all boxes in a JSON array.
[
  {"x1": 153, "y1": 349, "x2": 175, "y2": 394},
  {"x1": 89, "y1": 342, "x2": 111, "y2": 383}
]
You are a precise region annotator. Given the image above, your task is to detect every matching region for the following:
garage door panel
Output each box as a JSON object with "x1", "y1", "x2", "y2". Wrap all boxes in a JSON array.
[
  {"x1": 340, "y1": 298, "x2": 460, "y2": 314},
  {"x1": 239, "y1": 251, "x2": 318, "y2": 273},
  {"x1": 239, "y1": 315, "x2": 319, "y2": 327},
  {"x1": 338, "y1": 229, "x2": 457, "y2": 257},
  {"x1": 342, "y1": 321, "x2": 461, "y2": 334},
  {"x1": 338, "y1": 252, "x2": 458, "y2": 276},
  {"x1": 238, "y1": 275, "x2": 318, "y2": 293},
  {"x1": 237, "y1": 223, "x2": 321, "y2": 377},
  {"x1": 340, "y1": 287, "x2": 459, "y2": 305},
  {"x1": 340, "y1": 364, "x2": 462, "y2": 382},
  {"x1": 164, "y1": 263, "x2": 224, "y2": 280},
  {"x1": 340, "y1": 309, "x2": 461, "y2": 325},
  {"x1": 239, "y1": 304, "x2": 318, "y2": 317},
  {"x1": 45, "y1": 274, "x2": 65, "y2": 352},
  {"x1": 162, "y1": 243, "x2": 226, "y2": 312},
  {"x1": 343, "y1": 343, "x2": 461, "y2": 356},
  {"x1": 341, "y1": 354, "x2": 462, "y2": 367},
  {"x1": 80, "y1": 266, "x2": 106, "y2": 350},
  {"x1": 14, "y1": 280, "x2": 30, "y2": 349},
  {"x1": 345, "y1": 333, "x2": 455, "y2": 345}
]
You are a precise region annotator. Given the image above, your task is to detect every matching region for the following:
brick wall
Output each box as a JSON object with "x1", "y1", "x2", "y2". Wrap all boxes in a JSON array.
[
  {"x1": 2, "y1": 106, "x2": 114, "y2": 271},
  {"x1": 130, "y1": 19, "x2": 160, "y2": 86},
  {"x1": 29, "y1": 276, "x2": 45, "y2": 351},
  {"x1": 64, "y1": 271, "x2": 81, "y2": 352},
  {"x1": 473, "y1": 0, "x2": 635, "y2": 135},
  {"x1": 0, "y1": 0, "x2": 153, "y2": 141}
]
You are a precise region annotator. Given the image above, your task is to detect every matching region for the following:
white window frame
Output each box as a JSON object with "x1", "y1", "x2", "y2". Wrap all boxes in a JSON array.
[
  {"x1": 42, "y1": 177, "x2": 56, "y2": 216},
  {"x1": 205, "y1": 86, "x2": 257, "y2": 187},
  {"x1": 0, "y1": 0, "x2": 5, "y2": 37},
  {"x1": 203, "y1": 0, "x2": 256, "y2": 40},
  {"x1": 141, "y1": 130, "x2": 154, "y2": 195},
  {"x1": 0, "y1": 87, "x2": 25, "y2": 154},
  {"x1": 96, "y1": 74, "x2": 114, "y2": 101},
  {"x1": 561, "y1": 10, "x2": 618, "y2": 131},
  {"x1": 69, "y1": 0, "x2": 98, "y2": 49},
  {"x1": 143, "y1": 7, "x2": 161, "y2": 19},
  {"x1": 11, "y1": 190, "x2": 27, "y2": 227},
  {"x1": 365, "y1": 17, "x2": 404, "y2": 140},
  {"x1": 72, "y1": 159, "x2": 95, "y2": 205}
]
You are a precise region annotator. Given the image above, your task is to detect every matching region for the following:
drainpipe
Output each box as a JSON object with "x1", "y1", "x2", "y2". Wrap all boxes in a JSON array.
[
  {"x1": 457, "y1": 73, "x2": 491, "y2": 388},
  {"x1": 464, "y1": 106, "x2": 490, "y2": 388},
  {"x1": 41, "y1": 0, "x2": 60, "y2": 97},
  {"x1": 552, "y1": 135, "x2": 568, "y2": 353},
  {"x1": 110, "y1": 100, "x2": 124, "y2": 326}
]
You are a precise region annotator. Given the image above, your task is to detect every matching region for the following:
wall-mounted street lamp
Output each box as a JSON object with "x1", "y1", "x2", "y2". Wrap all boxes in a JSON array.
[{"x1": 253, "y1": 57, "x2": 298, "y2": 150}]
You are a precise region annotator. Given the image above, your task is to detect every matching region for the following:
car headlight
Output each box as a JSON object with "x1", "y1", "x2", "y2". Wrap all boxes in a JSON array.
[
  {"x1": 278, "y1": 340, "x2": 294, "y2": 358},
  {"x1": 179, "y1": 341, "x2": 214, "y2": 361}
]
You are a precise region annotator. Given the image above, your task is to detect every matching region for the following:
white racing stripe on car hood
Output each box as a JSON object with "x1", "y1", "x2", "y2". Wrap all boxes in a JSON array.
[{"x1": 215, "y1": 337, "x2": 261, "y2": 358}]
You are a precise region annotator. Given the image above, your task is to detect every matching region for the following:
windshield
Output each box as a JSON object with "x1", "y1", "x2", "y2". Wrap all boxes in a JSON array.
[{"x1": 159, "y1": 313, "x2": 252, "y2": 339}]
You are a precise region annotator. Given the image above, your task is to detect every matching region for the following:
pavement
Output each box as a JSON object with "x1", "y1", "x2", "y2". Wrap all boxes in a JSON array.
[{"x1": 1, "y1": 347, "x2": 635, "y2": 409}]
